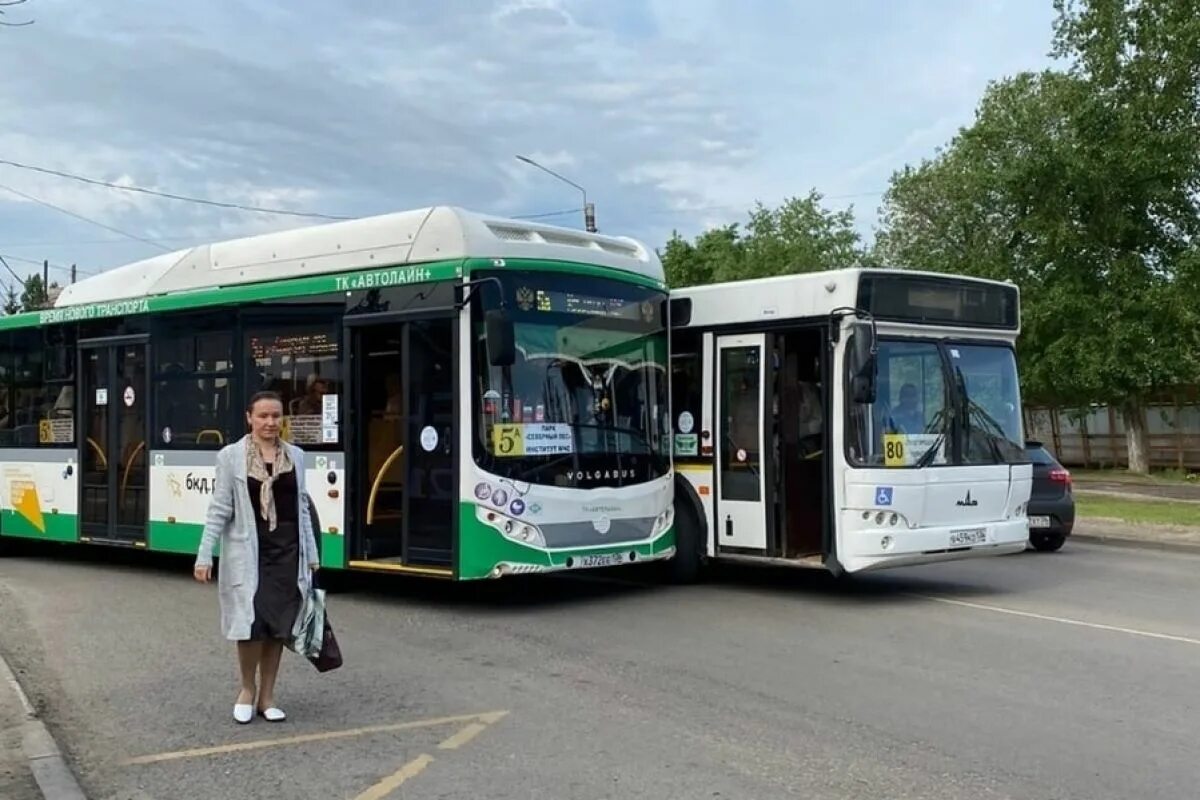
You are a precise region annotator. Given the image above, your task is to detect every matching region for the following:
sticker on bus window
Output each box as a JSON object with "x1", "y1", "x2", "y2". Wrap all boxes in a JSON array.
[
  {"x1": 674, "y1": 433, "x2": 698, "y2": 457},
  {"x1": 884, "y1": 433, "x2": 945, "y2": 467},
  {"x1": 491, "y1": 423, "x2": 573, "y2": 457}
]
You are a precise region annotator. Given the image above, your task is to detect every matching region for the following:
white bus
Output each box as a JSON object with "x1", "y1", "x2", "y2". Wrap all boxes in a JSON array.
[{"x1": 666, "y1": 268, "x2": 1032, "y2": 578}]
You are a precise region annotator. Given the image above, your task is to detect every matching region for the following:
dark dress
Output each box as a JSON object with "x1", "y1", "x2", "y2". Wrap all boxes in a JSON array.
[{"x1": 245, "y1": 463, "x2": 301, "y2": 642}]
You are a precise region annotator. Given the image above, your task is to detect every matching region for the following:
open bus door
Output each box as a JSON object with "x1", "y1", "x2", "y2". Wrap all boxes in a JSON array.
[{"x1": 347, "y1": 315, "x2": 457, "y2": 576}]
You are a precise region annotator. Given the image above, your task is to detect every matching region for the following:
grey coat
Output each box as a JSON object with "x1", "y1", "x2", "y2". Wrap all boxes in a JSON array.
[{"x1": 195, "y1": 436, "x2": 320, "y2": 641}]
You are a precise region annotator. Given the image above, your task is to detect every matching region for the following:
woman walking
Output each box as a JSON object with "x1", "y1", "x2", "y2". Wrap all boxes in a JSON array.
[{"x1": 194, "y1": 391, "x2": 320, "y2": 724}]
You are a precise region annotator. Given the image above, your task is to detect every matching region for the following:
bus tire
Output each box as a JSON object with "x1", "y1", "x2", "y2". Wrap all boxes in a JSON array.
[{"x1": 667, "y1": 490, "x2": 705, "y2": 584}]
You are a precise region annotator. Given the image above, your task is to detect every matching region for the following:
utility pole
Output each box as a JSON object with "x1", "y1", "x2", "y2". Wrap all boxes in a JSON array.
[
  {"x1": 71, "y1": 263, "x2": 76, "y2": 283},
  {"x1": 515, "y1": 155, "x2": 597, "y2": 233}
]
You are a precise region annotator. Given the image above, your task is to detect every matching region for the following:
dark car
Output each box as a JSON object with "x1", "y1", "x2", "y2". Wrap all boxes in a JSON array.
[{"x1": 1025, "y1": 440, "x2": 1075, "y2": 551}]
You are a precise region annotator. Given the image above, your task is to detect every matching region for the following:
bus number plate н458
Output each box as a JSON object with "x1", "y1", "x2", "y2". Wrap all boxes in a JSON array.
[{"x1": 949, "y1": 528, "x2": 987, "y2": 546}]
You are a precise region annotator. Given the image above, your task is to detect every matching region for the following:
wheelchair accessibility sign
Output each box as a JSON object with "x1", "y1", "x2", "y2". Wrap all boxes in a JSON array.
[{"x1": 875, "y1": 487, "x2": 894, "y2": 506}]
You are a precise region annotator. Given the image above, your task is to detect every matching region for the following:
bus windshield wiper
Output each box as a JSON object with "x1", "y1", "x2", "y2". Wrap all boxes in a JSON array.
[
  {"x1": 914, "y1": 432, "x2": 946, "y2": 468},
  {"x1": 966, "y1": 401, "x2": 1008, "y2": 464}
]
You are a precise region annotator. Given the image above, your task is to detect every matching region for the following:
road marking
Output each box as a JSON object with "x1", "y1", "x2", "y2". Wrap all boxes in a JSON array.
[
  {"x1": 120, "y1": 710, "x2": 508, "y2": 766},
  {"x1": 353, "y1": 710, "x2": 508, "y2": 799},
  {"x1": 914, "y1": 595, "x2": 1200, "y2": 646},
  {"x1": 351, "y1": 753, "x2": 434, "y2": 800},
  {"x1": 439, "y1": 722, "x2": 488, "y2": 751}
]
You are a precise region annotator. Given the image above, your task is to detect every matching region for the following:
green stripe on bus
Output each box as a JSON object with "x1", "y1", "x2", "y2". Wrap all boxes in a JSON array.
[
  {"x1": 456, "y1": 503, "x2": 675, "y2": 580},
  {"x1": 462, "y1": 258, "x2": 666, "y2": 290},
  {"x1": 0, "y1": 259, "x2": 466, "y2": 331},
  {"x1": 0, "y1": 509, "x2": 78, "y2": 543},
  {"x1": 146, "y1": 521, "x2": 345, "y2": 568},
  {"x1": 0, "y1": 257, "x2": 663, "y2": 332}
]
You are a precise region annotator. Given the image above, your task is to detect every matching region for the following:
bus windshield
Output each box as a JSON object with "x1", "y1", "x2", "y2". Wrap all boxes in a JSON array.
[
  {"x1": 471, "y1": 270, "x2": 670, "y2": 488},
  {"x1": 847, "y1": 338, "x2": 1025, "y2": 467}
]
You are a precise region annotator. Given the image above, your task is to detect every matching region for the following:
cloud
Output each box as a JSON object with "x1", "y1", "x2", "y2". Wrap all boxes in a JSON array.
[{"x1": 0, "y1": 0, "x2": 1056, "y2": 277}]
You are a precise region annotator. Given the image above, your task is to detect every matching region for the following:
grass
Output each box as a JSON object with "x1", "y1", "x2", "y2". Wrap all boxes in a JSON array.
[
  {"x1": 1073, "y1": 467, "x2": 1199, "y2": 485},
  {"x1": 1076, "y1": 495, "x2": 1200, "y2": 527}
]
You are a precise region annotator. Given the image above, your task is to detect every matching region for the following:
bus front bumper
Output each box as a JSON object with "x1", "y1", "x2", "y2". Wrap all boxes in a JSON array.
[{"x1": 837, "y1": 517, "x2": 1029, "y2": 573}]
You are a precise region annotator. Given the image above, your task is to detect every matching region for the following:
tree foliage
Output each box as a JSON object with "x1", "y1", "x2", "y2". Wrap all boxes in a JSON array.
[
  {"x1": 661, "y1": 191, "x2": 865, "y2": 287},
  {"x1": 874, "y1": 0, "x2": 1200, "y2": 472},
  {"x1": 18, "y1": 274, "x2": 53, "y2": 312},
  {"x1": 1, "y1": 284, "x2": 19, "y2": 315}
]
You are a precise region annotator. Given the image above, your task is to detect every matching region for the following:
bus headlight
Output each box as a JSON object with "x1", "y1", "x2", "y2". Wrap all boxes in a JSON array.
[
  {"x1": 477, "y1": 507, "x2": 546, "y2": 547},
  {"x1": 651, "y1": 506, "x2": 675, "y2": 536}
]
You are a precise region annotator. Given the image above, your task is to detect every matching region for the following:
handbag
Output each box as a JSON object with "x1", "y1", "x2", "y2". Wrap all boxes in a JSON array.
[
  {"x1": 289, "y1": 580, "x2": 343, "y2": 672},
  {"x1": 309, "y1": 613, "x2": 343, "y2": 673}
]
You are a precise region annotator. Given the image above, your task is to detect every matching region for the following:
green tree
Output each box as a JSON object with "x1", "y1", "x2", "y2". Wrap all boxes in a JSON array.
[
  {"x1": 661, "y1": 191, "x2": 865, "y2": 288},
  {"x1": 2, "y1": 284, "x2": 19, "y2": 315},
  {"x1": 19, "y1": 274, "x2": 53, "y2": 311},
  {"x1": 876, "y1": 0, "x2": 1200, "y2": 473}
]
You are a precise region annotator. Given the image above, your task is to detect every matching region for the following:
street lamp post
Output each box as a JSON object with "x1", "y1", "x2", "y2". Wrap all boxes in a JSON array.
[{"x1": 515, "y1": 155, "x2": 597, "y2": 233}]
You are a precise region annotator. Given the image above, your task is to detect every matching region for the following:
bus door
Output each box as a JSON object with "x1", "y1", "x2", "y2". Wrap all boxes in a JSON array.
[
  {"x1": 348, "y1": 315, "x2": 457, "y2": 572},
  {"x1": 715, "y1": 333, "x2": 770, "y2": 553},
  {"x1": 78, "y1": 339, "x2": 150, "y2": 545}
]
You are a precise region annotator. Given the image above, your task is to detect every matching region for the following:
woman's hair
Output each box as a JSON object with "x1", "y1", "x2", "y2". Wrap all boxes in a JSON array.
[{"x1": 246, "y1": 390, "x2": 284, "y2": 413}]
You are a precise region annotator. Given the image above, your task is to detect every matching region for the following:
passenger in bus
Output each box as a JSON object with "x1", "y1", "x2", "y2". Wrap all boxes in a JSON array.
[
  {"x1": 294, "y1": 373, "x2": 330, "y2": 416},
  {"x1": 193, "y1": 391, "x2": 320, "y2": 725},
  {"x1": 890, "y1": 383, "x2": 925, "y2": 433}
]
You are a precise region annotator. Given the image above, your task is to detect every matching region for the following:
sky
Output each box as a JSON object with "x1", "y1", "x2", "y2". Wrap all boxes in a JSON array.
[{"x1": 0, "y1": 0, "x2": 1060, "y2": 289}]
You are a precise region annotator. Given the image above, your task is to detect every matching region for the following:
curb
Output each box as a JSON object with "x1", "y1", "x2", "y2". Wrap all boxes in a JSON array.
[
  {"x1": 1072, "y1": 533, "x2": 1200, "y2": 556},
  {"x1": 0, "y1": 653, "x2": 87, "y2": 800}
]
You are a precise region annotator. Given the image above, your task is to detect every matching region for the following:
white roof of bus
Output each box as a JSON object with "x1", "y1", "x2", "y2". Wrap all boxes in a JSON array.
[
  {"x1": 673, "y1": 267, "x2": 1017, "y2": 328},
  {"x1": 54, "y1": 206, "x2": 662, "y2": 308}
]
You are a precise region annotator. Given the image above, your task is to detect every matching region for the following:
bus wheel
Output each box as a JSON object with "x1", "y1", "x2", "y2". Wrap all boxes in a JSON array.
[{"x1": 666, "y1": 498, "x2": 704, "y2": 584}]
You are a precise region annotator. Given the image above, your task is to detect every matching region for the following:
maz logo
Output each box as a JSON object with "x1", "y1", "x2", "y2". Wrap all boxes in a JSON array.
[{"x1": 956, "y1": 491, "x2": 979, "y2": 507}]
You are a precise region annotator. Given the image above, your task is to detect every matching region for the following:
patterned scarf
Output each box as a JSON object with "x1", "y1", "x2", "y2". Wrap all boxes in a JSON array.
[{"x1": 246, "y1": 437, "x2": 295, "y2": 532}]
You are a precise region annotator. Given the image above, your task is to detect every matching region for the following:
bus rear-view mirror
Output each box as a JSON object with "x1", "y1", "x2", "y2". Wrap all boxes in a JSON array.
[
  {"x1": 851, "y1": 320, "x2": 877, "y2": 404},
  {"x1": 486, "y1": 309, "x2": 516, "y2": 367}
]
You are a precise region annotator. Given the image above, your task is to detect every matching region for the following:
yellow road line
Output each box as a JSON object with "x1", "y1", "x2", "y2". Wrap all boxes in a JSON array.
[
  {"x1": 120, "y1": 710, "x2": 508, "y2": 766},
  {"x1": 438, "y1": 722, "x2": 488, "y2": 751},
  {"x1": 352, "y1": 753, "x2": 434, "y2": 800}
]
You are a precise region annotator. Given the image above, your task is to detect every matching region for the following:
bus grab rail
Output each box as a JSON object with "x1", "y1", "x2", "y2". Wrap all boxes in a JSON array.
[{"x1": 367, "y1": 445, "x2": 404, "y2": 525}]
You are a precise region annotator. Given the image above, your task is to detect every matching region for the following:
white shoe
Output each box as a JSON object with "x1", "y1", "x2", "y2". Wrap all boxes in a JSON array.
[
  {"x1": 258, "y1": 706, "x2": 286, "y2": 723},
  {"x1": 233, "y1": 703, "x2": 254, "y2": 724}
]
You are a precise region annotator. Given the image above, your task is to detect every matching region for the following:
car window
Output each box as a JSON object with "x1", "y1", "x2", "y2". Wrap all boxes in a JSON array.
[{"x1": 1024, "y1": 444, "x2": 1057, "y2": 465}]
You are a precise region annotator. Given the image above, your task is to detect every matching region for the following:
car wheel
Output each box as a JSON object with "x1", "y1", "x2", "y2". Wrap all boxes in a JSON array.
[{"x1": 1031, "y1": 532, "x2": 1066, "y2": 552}]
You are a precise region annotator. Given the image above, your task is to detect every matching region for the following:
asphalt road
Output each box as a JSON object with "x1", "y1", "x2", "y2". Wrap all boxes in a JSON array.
[{"x1": 1, "y1": 539, "x2": 1198, "y2": 800}]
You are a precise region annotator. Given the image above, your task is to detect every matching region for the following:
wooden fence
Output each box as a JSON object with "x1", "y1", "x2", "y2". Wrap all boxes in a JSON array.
[{"x1": 1024, "y1": 404, "x2": 1200, "y2": 471}]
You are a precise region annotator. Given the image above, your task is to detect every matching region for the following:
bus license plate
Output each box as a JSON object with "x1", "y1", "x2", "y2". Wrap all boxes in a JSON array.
[
  {"x1": 574, "y1": 553, "x2": 627, "y2": 569},
  {"x1": 949, "y1": 528, "x2": 987, "y2": 547},
  {"x1": 1028, "y1": 516, "x2": 1050, "y2": 528}
]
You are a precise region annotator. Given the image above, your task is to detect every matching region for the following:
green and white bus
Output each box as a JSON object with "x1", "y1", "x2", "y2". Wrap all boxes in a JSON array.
[{"x1": 0, "y1": 207, "x2": 676, "y2": 579}]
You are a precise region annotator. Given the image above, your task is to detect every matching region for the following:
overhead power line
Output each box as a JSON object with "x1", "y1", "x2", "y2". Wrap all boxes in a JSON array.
[
  {"x1": 0, "y1": 254, "x2": 26, "y2": 288},
  {"x1": 0, "y1": 183, "x2": 174, "y2": 252},
  {"x1": 0, "y1": 253, "x2": 95, "y2": 276},
  {"x1": 0, "y1": 157, "x2": 353, "y2": 220}
]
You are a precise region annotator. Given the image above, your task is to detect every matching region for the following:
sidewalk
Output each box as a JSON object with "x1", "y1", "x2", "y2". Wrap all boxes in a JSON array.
[
  {"x1": 0, "y1": 652, "x2": 87, "y2": 800},
  {"x1": 1, "y1": 655, "x2": 42, "y2": 800}
]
